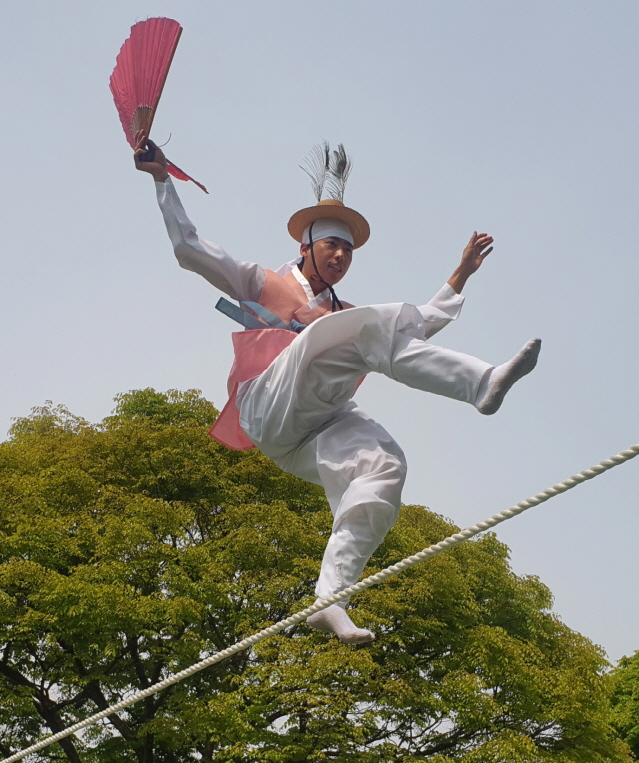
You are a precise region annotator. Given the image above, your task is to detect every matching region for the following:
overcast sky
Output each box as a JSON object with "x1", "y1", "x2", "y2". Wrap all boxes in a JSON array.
[{"x1": 1, "y1": 0, "x2": 639, "y2": 663}]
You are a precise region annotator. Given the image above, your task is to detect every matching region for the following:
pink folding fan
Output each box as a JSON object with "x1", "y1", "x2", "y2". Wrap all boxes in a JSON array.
[{"x1": 110, "y1": 17, "x2": 208, "y2": 193}]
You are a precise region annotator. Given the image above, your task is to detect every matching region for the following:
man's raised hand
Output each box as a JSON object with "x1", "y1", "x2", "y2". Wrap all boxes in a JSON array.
[
  {"x1": 460, "y1": 232, "x2": 494, "y2": 275},
  {"x1": 133, "y1": 130, "x2": 169, "y2": 183},
  {"x1": 447, "y1": 231, "x2": 494, "y2": 294}
]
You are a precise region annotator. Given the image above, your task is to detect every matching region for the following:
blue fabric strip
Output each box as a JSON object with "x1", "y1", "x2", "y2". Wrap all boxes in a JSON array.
[
  {"x1": 215, "y1": 297, "x2": 307, "y2": 334},
  {"x1": 241, "y1": 301, "x2": 291, "y2": 330},
  {"x1": 215, "y1": 298, "x2": 265, "y2": 330}
]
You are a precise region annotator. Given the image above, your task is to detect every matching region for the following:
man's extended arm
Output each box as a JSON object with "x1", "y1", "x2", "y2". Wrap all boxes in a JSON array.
[{"x1": 135, "y1": 133, "x2": 264, "y2": 303}]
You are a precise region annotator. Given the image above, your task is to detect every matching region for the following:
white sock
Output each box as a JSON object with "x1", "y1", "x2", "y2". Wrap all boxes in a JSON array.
[
  {"x1": 307, "y1": 603, "x2": 375, "y2": 644},
  {"x1": 475, "y1": 338, "x2": 541, "y2": 415}
]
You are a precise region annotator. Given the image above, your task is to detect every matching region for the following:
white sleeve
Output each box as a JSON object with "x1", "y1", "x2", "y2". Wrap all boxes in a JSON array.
[
  {"x1": 418, "y1": 283, "x2": 465, "y2": 339},
  {"x1": 155, "y1": 178, "x2": 265, "y2": 303}
]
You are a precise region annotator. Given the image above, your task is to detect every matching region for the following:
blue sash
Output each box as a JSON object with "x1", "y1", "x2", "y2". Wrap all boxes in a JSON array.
[{"x1": 215, "y1": 297, "x2": 306, "y2": 333}]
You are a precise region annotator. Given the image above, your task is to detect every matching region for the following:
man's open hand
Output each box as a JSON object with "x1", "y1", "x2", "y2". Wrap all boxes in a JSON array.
[
  {"x1": 447, "y1": 232, "x2": 494, "y2": 294},
  {"x1": 133, "y1": 130, "x2": 169, "y2": 183},
  {"x1": 460, "y1": 232, "x2": 494, "y2": 275}
]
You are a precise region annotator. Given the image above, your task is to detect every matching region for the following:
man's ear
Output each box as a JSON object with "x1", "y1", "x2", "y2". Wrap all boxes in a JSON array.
[{"x1": 300, "y1": 244, "x2": 309, "y2": 261}]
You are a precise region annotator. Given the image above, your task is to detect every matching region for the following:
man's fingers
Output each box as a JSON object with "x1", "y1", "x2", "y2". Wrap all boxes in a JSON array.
[
  {"x1": 133, "y1": 131, "x2": 158, "y2": 153},
  {"x1": 465, "y1": 231, "x2": 493, "y2": 256},
  {"x1": 134, "y1": 131, "x2": 147, "y2": 151}
]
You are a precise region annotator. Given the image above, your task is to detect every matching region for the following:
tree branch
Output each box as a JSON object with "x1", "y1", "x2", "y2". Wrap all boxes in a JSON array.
[
  {"x1": 127, "y1": 636, "x2": 151, "y2": 689},
  {"x1": 83, "y1": 681, "x2": 136, "y2": 742},
  {"x1": 0, "y1": 660, "x2": 37, "y2": 690}
]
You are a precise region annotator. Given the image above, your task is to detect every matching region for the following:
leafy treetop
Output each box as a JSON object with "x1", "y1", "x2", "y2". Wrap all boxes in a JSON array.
[
  {"x1": 0, "y1": 389, "x2": 631, "y2": 762},
  {"x1": 611, "y1": 649, "x2": 639, "y2": 757}
]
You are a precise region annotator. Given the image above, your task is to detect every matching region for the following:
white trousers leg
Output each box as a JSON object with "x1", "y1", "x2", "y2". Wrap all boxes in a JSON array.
[
  {"x1": 313, "y1": 404, "x2": 407, "y2": 605},
  {"x1": 239, "y1": 304, "x2": 492, "y2": 603}
]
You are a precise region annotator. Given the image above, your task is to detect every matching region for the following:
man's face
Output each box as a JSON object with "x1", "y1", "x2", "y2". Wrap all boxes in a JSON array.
[{"x1": 300, "y1": 236, "x2": 353, "y2": 292}]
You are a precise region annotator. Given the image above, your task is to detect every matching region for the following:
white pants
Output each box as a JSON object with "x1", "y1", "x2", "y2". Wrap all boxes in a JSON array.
[{"x1": 239, "y1": 303, "x2": 492, "y2": 604}]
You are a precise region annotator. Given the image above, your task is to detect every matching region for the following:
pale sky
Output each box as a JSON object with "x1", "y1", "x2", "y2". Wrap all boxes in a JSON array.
[{"x1": 1, "y1": 0, "x2": 639, "y2": 663}]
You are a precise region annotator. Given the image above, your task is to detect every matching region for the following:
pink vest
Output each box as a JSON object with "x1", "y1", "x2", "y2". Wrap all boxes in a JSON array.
[{"x1": 209, "y1": 269, "x2": 352, "y2": 450}]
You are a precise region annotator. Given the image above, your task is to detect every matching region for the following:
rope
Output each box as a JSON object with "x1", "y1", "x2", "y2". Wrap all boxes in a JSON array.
[{"x1": 4, "y1": 443, "x2": 638, "y2": 763}]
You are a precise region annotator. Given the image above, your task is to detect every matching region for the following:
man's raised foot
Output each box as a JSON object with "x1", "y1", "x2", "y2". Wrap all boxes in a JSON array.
[{"x1": 476, "y1": 338, "x2": 541, "y2": 415}]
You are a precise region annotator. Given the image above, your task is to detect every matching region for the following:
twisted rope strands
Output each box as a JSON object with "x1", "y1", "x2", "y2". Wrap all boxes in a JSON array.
[{"x1": 4, "y1": 443, "x2": 638, "y2": 763}]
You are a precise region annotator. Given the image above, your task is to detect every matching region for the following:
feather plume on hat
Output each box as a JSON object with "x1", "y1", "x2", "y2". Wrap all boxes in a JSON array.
[
  {"x1": 289, "y1": 141, "x2": 369, "y2": 249},
  {"x1": 300, "y1": 141, "x2": 330, "y2": 203},
  {"x1": 327, "y1": 144, "x2": 352, "y2": 203}
]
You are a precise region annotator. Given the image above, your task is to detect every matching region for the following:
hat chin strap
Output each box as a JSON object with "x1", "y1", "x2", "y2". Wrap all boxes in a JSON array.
[{"x1": 307, "y1": 222, "x2": 344, "y2": 313}]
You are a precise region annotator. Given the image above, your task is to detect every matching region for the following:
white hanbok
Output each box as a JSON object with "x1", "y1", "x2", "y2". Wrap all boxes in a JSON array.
[{"x1": 156, "y1": 178, "x2": 492, "y2": 605}]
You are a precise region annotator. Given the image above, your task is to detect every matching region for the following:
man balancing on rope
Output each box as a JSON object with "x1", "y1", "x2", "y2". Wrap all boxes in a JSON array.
[{"x1": 134, "y1": 134, "x2": 541, "y2": 644}]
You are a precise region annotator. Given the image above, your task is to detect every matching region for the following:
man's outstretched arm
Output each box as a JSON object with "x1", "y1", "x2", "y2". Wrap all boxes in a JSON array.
[{"x1": 134, "y1": 132, "x2": 264, "y2": 303}]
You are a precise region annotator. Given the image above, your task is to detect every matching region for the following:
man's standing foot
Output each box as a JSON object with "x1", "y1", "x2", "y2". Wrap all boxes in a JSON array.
[{"x1": 307, "y1": 603, "x2": 375, "y2": 644}]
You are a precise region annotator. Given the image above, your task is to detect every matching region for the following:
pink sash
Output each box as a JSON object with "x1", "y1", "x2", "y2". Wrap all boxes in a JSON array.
[{"x1": 208, "y1": 329, "x2": 296, "y2": 450}]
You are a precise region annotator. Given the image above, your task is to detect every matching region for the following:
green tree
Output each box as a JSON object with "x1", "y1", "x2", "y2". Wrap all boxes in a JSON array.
[
  {"x1": 0, "y1": 389, "x2": 631, "y2": 762},
  {"x1": 611, "y1": 650, "x2": 639, "y2": 757}
]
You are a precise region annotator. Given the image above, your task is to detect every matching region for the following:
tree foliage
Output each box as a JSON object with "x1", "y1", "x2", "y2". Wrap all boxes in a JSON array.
[
  {"x1": 611, "y1": 650, "x2": 639, "y2": 756},
  {"x1": 0, "y1": 389, "x2": 630, "y2": 762}
]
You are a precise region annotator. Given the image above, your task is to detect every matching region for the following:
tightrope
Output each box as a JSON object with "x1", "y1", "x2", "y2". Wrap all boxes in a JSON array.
[{"x1": 4, "y1": 443, "x2": 638, "y2": 763}]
